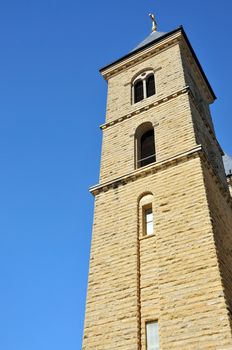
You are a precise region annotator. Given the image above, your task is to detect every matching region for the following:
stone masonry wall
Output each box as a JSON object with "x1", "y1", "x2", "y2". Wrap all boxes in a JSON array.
[
  {"x1": 83, "y1": 30, "x2": 232, "y2": 350},
  {"x1": 202, "y1": 161, "x2": 232, "y2": 328},
  {"x1": 83, "y1": 156, "x2": 232, "y2": 349},
  {"x1": 188, "y1": 99, "x2": 227, "y2": 187},
  {"x1": 100, "y1": 93, "x2": 196, "y2": 183},
  {"x1": 83, "y1": 182, "x2": 139, "y2": 350},
  {"x1": 180, "y1": 44, "x2": 215, "y2": 131},
  {"x1": 105, "y1": 43, "x2": 185, "y2": 124}
]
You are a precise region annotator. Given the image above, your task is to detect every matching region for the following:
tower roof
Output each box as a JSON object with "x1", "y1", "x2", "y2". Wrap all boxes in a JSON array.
[
  {"x1": 100, "y1": 27, "x2": 180, "y2": 73},
  {"x1": 223, "y1": 154, "x2": 232, "y2": 176},
  {"x1": 131, "y1": 30, "x2": 166, "y2": 52},
  {"x1": 99, "y1": 26, "x2": 216, "y2": 101}
]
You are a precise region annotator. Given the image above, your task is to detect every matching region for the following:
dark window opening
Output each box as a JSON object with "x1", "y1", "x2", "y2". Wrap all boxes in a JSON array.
[
  {"x1": 134, "y1": 80, "x2": 144, "y2": 103},
  {"x1": 139, "y1": 129, "x2": 156, "y2": 167},
  {"x1": 146, "y1": 74, "x2": 155, "y2": 98}
]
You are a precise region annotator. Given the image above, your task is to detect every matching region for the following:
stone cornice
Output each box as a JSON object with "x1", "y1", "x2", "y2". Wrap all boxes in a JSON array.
[
  {"x1": 90, "y1": 145, "x2": 232, "y2": 209},
  {"x1": 100, "y1": 27, "x2": 215, "y2": 102},
  {"x1": 100, "y1": 31, "x2": 181, "y2": 80},
  {"x1": 100, "y1": 86, "x2": 190, "y2": 130},
  {"x1": 90, "y1": 145, "x2": 202, "y2": 196},
  {"x1": 100, "y1": 85, "x2": 223, "y2": 158}
]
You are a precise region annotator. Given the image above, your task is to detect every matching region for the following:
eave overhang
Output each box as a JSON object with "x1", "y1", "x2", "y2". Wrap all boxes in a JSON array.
[{"x1": 99, "y1": 26, "x2": 216, "y2": 102}]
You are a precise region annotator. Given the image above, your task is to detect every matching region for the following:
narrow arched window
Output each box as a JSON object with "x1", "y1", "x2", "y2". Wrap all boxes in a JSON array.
[
  {"x1": 135, "y1": 122, "x2": 156, "y2": 169},
  {"x1": 140, "y1": 129, "x2": 156, "y2": 167},
  {"x1": 134, "y1": 80, "x2": 144, "y2": 103},
  {"x1": 146, "y1": 74, "x2": 155, "y2": 98},
  {"x1": 138, "y1": 193, "x2": 155, "y2": 237}
]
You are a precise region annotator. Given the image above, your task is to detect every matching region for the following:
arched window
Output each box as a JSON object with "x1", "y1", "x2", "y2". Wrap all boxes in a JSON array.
[
  {"x1": 135, "y1": 122, "x2": 156, "y2": 168},
  {"x1": 132, "y1": 70, "x2": 156, "y2": 104},
  {"x1": 138, "y1": 193, "x2": 155, "y2": 237},
  {"x1": 134, "y1": 80, "x2": 144, "y2": 103}
]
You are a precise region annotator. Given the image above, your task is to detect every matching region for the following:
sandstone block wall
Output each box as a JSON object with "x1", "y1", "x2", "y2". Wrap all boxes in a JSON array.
[
  {"x1": 202, "y1": 162, "x2": 232, "y2": 325},
  {"x1": 105, "y1": 43, "x2": 186, "y2": 124},
  {"x1": 100, "y1": 93, "x2": 196, "y2": 183},
  {"x1": 83, "y1": 29, "x2": 232, "y2": 349},
  {"x1": 189, "y1": 98, "x2": 227, "y2": 186},
  {"x1": 83, "y1": 157, "x2": 232, "y2": 349}
]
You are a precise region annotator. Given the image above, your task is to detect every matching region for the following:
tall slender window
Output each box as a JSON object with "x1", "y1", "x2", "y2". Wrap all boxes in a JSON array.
[
  {"x1": 139, "y1": 193, "x2": 154, "y2": 238},
  {"x1": 144, "y1": 206, "x2": 154, "y2": 235},
  {"x1": 146, "y1": 321, "x2": 159, "y2": 350},
  {"x1": 140, "y1": 129, "x2": 156, "y2": 167},
  {"x1": 134, "y1": 80, "x2": 144, "y2": 103},
  {"x1": 146, "y1": 75, "x2": 155, "y2": 97}
]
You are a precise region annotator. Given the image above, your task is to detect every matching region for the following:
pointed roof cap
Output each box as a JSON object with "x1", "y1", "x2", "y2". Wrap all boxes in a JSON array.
[
  {"x1": 223, "y1": 154, "x2": 232, "y2": 176},
  {"x1": 100, "y1": 27, "x2": 180, "y2": 73},
  {"x1": 131, "y1": 30, "x2": 166, "y2": 52}
]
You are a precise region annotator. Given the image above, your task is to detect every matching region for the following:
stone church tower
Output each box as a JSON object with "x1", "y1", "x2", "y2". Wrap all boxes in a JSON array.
[{"x1": 83, "y1": 18, "x2": 232, "y2": 350}]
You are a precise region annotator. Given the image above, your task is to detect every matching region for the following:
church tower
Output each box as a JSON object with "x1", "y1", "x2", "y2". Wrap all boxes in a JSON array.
[{"x1": 83, "y1": 16, "x2": 232, "y2": 350}]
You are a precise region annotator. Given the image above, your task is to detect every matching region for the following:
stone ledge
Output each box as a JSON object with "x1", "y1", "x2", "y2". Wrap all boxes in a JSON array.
[
  {"x1": 139, "y1": 234, "x2": 156, "y2": 241},
  {"x1": 90, "y1": 145, "x2": 232, "y2": 211},
  {"x1": 100, "y1": 86, "x2": 190, "y2": 131},
  {"x1": 100, "y1": 88, "x2": 223, "y2": 163},
  {"x1": 101, "y1": 32, "x2": 181, "y2": 80},
  {"x1": 90, "y1": 145, "x2": 202, "y2": 196}
]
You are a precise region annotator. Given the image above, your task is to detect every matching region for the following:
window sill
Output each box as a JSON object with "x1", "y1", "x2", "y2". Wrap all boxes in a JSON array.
[
  {"x1": 139, "y1": 233, "x2": 156, "y2": 241},
  {"x1": 136, "y1": 160, "x2": 156, "y2": 170},
  {"x1": 133, "y1": 93, "x2": 156, "y2": 106}
]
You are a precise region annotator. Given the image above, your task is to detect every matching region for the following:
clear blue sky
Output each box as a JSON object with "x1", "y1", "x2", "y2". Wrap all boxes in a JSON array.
[{"x1": 0, "y1": 1, "x2": 231, "y2": 349}]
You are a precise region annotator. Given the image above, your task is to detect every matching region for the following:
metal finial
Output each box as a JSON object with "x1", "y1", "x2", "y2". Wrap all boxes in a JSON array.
[{"x1": 149, "y1": 13, "x2": 157, "y2": 32}]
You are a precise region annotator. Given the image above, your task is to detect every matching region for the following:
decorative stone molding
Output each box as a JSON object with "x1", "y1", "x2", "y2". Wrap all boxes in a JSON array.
[
  {"x1": 90, "y1": 145, "x2": 232, "y2": 209},
  {"x1": 90, "y1": 145, "x2": 202, "y2": 196},
  {"x1": 100, "y1": 85, "x2": 223, "y2": 160},
  {"x1": 100, "y1": 86, "x2": 190, "y2": 130},
  {"x1": 101, "y1": 33, "x2": 181, "y2": 80}
]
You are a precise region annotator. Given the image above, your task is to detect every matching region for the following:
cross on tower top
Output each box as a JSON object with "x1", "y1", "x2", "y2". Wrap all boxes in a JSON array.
[{"x1": 149, "y1": 13, "x2": 158, "y2": 32}]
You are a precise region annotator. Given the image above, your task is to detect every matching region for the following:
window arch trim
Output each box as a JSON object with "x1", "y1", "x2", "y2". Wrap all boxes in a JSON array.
[{"x1": 132, "y1": 70, "x2": 156, "y2": 104}]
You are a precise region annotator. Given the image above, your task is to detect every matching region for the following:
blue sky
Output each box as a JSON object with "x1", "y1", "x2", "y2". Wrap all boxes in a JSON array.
[{"x1": 0, "y1": 1, "x2": 231, "y2": 349}]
